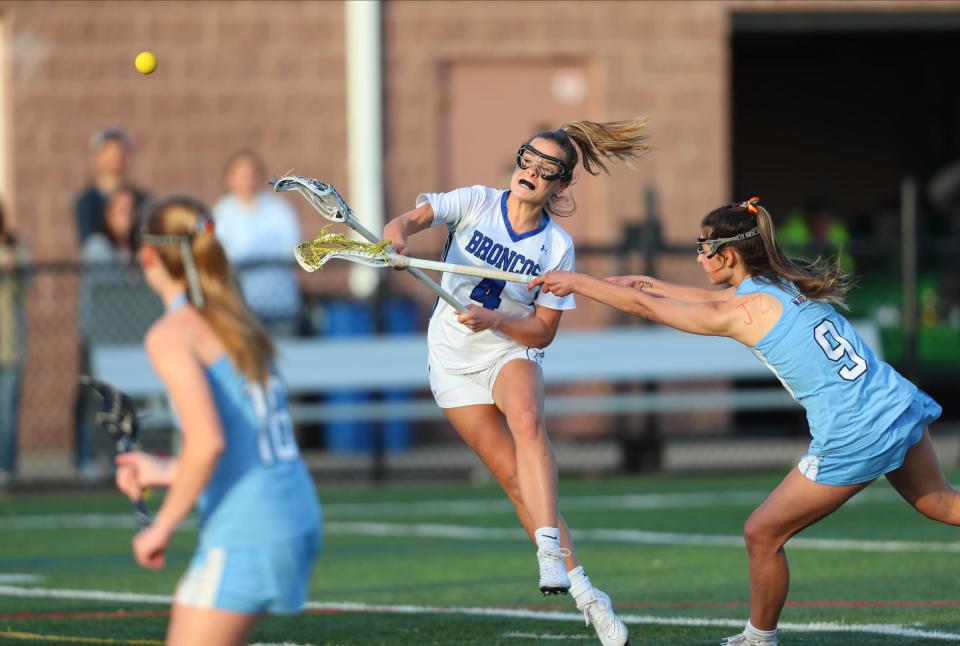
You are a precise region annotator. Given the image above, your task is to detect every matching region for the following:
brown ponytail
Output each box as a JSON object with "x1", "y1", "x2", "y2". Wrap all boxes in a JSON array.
[
  {"x1": 143, "y1": 198, "x2": 275, "y2": 383},
  {"x1": 523, "y1": 117, "x2": 650, "y2": 216},
  {"x1": 702, "y1": 199, "x2": 855, "y2": 307}
]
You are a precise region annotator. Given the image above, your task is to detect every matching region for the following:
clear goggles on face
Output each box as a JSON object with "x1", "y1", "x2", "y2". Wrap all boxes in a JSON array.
[
  {"x1": 696, "y1": 227, "x2": 760, "y2": 258},
  {"x1": 515, "y1": 144, "x2": 571, "y2": 182}
]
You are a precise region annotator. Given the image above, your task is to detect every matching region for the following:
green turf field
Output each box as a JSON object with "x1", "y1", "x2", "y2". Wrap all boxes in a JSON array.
[{"x1": 0, "y1": 471, "x2": 958, "y2": 645}]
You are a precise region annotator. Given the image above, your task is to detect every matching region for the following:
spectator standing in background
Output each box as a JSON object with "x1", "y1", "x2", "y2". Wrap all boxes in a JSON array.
[
  {"x1": 212, "y1": 150, "x2": 303, "y2": 334},
  {"x1": 82, "y1": 186, "x2": 139, "y2": 264},
  {"x1": 74, "y1": 128, "x2": 149, "y2": 246},
  {"x1": 0, "y1": 198, "x2": 30, "y2": 485},
  {"x1": 76, "y1": 186, "x2": 145, "y2": 480}
]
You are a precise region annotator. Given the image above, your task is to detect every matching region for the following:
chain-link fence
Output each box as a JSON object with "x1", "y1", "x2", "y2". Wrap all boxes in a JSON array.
[{"x1": 3, "y1": 227, "x2": 959, "y2": 487}]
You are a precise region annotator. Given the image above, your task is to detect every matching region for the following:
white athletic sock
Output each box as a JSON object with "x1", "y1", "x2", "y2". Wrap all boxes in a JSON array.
[
  {"x1": 568, "y1": 565, "x2": 593, "y2": 601},
  {"x1": 534, "y1": 526, "x2": 561, "y2": 549},
  {"x1": 744, "y1": 620, "x2": 778, "y2": 643}
]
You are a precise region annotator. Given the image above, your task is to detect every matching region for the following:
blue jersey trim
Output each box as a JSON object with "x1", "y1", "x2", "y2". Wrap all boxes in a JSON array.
[{"x1": 499, "y1": 191, "x2": 550, "y2": 242}]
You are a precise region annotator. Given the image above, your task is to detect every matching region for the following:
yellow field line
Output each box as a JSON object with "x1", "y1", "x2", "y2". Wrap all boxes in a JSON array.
[{"x1": 0, "y1": 630, "x2": 163, "y2": 645}]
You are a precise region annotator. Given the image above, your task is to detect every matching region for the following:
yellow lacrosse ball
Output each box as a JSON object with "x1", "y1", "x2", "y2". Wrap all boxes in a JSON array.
[{"x1": 134, "y1": 51, "x2": 157, "y2": 75}]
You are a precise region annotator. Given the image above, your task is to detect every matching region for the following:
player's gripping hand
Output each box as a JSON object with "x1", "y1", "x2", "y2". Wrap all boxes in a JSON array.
[
  {"x1": 386, "y1": 238, "x2": 409, "y2": 270},
  {"x1": 115, "y1": 452, "x2": 173, "y2": 501},
  {"x1": 133, "y1": 523, "x2": 171, "y2": 570},
  {"x1": 528, "y1": 271, "x2": 582, "y2": 297},
  {"x1": 456, "y1": 304, "x2": 502, "y2": 332}
]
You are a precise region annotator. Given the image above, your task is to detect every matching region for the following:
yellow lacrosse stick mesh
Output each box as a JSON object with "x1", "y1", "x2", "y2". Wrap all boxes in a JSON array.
[{"x1": 295, "y1": 228, "x2": 393, "y2": 271}]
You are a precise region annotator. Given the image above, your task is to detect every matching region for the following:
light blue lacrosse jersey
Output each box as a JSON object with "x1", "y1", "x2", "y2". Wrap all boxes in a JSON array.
[
  {"x1": 195, "y1": 356, "x2": 321, "y2": 548},
  {"x1": 737, "y1": 276, "x2": 918, "y2": 456}
]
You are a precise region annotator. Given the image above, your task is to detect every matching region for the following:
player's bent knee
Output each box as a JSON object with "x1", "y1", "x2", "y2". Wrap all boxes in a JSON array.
[
  {"x1": 743, "y1": 517, "x2": 784, "y2": 556},
  {"x1": 508, "y1": 412, "x2": 546, "y2": 444},
  {"x1": 914, "y1": 490, "x2": 960, "y2": 525}
]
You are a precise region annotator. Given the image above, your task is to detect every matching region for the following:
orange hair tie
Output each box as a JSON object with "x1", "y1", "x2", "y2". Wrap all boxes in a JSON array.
[{"x1": 740, "y1": 197, "x2": 761, "y2": 216}]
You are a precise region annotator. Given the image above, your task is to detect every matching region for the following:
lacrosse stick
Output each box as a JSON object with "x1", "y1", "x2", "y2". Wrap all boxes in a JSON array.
[
  {"x1": 295, "y1": 231, "x2": 534, "y2": 285},
  {"x1": 273, "y1": 175, "x2": 468, "y2": 312},
  {"x1": 79, "y1": 376, "x2": 151, "y2": 529}
]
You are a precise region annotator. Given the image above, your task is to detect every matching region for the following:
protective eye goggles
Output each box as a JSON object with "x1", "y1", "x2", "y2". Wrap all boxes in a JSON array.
[
  {"x1": 515, "y1": 144, "x2": 571, "y2": 182},
  {"x1": 696, "y1": 227, "x2": 760, "y2": 258}
]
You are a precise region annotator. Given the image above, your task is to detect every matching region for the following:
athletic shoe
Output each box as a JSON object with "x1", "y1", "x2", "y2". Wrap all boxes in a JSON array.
[
  {"x1": 578, "y1": 588, "x2": 629, "y2": 646},
  {"x1": 537, "y1": 546, "x2": 571, "y2": 595},
  {"x1": 720, "y1": 631, "x2": 779, "y2": 645}
]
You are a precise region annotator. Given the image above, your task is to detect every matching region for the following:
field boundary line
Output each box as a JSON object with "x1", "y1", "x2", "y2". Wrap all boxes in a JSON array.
[
  {"x1": 0, "y1": 630, "x2": 162, "y2": 644},
  {"x1": 2, "y1": 514, "x2": 957, "y2": 553},
  {"x1": 323, "y1": 521, "x2": 960, "y2": 553},
  {"x1": 0, "y1": 585, "x2": 957, "y2": 640}
]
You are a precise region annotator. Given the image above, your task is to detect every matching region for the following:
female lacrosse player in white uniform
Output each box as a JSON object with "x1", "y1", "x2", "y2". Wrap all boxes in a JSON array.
[
  {"x1": 114, "y1": 196, "x2": 321, "y2": 646},
  {"x1": 532, "y1": 197, "x2": 957, "y2": 646},
  {"x1": 384, "y1": 120, "x2": 648, "y2": 646}
]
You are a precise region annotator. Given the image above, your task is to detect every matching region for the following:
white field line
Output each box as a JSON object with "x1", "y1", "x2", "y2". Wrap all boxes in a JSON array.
[
  {"x1": 0, "y1": 574, "x2": 45, "y2": 583},
  {"x1": 504, "y1": 632, "x2": 591, "y2": 640},
  {"x1": 0, "y1": 586, "x2": 957, "y2": 641},
  {"x1": 323, "y1": 521, "x2": 960, "y2": 554},
  {"x1": 0, "y1": 488, "x2": 901, "y2": 530},
  {"x1": 0, "y1": 515, "x2": 200, "y2": 531},
  {"x1": 320, "y1": 488, "x2": 901, "y2": 518},
  {"x1": 1, "y1": 512, "x2": 956, "y2": 553}
]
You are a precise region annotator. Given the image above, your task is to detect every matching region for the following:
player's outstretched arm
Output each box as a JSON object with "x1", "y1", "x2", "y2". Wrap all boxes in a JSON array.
[
  {"x1": 604, "y1": 274, "x2": 735, "y2": 303},
  {"x1": 144, "y1": 324, "x2": 225, "y2": 540},
  {"x1": 531, "y1": 271, "x2": 737, "y2": 337}
]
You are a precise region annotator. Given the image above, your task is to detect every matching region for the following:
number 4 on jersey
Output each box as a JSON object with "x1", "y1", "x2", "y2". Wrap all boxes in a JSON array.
[{"x1": 470, "y1": 278, "x2": 506, "y2": 310}]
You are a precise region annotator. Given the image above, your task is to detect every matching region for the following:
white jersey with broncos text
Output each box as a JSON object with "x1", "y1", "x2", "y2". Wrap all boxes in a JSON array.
[{"x1": 416, "y1": 185, "x2": 576, "y2": 374}]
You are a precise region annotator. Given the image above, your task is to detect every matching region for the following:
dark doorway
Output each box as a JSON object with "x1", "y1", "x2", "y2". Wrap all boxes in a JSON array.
[
  {"x1": 731, "y1": 12, "x2": 960, "y2": 420},
  {"x1": 732, "y1": 13, "x2": 960, "y2": 232}
]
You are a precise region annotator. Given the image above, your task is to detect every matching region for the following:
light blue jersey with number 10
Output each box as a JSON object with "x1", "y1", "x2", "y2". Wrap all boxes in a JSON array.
[
  {"x1": 195, "y1": 356, "x2": 321, "y2": 548},
  {"x1": 737, "y1": 276, "x2": 918, "y2": 457}
]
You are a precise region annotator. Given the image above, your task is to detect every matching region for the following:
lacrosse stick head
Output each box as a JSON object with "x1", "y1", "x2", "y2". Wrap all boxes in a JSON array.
[
  {"x1": 272, "y1": 175, "x2": 350, "y2": 223},
  {"x1": 79, "y1": 376, "x2": 140, "y2": 453},
  {"x1": 294, "y1": 231, "x2": 392, "y2": 273}
]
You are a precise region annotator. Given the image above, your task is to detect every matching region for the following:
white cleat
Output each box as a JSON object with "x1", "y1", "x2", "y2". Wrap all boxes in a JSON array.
[
  {"x1": 578, "y1": 588, "x2": 629, "y2": 646},
  {"x1": 720, "y1": 631, "x2": 779, "y2": 646},
  {"x1": 536, "y1": 546, "x2": 571, "y2": 595}
]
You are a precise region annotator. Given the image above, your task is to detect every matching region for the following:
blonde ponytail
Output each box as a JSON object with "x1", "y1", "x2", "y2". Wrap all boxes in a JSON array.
[
  {"x1": 522, "y1": 117, "x2": 650, "y2": 217},
  {"x1": 142, "y1": 197, "x2": 275, "y2": 383},
  {"x1": 559, "y1": 118, "x2": 650, "y2": 176}
]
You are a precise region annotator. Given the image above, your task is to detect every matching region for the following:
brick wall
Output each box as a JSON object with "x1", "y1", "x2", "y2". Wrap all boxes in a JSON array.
[
  {"x1": 1, "y1": 0, "x2": 348, "y2": 459},
  {"x1": 0, "y1": 0, "x2": 956, "y2": 467}
]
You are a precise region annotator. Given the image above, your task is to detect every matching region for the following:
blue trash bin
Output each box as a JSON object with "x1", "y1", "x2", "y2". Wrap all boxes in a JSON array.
[
  {"x1": 323, "y1": 301, "x2": 374, "y2": 453},
  {"x1": 382, "y1": 298, "x2": 419, "y2": 452}
]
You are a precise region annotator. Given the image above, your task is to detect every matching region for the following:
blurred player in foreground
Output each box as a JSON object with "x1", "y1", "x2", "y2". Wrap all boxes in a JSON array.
[
  {"x1": 115, "y1": 196, "x2": 321, "y2": 645},
  {"x1": 531, "y1": 197, "x2": 958, "y2": 646},
  {"x1": 385, "y1": 119, "x2": 649, "y2": 646}
]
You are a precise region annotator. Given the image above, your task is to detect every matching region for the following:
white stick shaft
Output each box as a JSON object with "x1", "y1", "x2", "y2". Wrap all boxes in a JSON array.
[
  {"x1": 345, "y1": 214, "x2": 468, "y2": 313},
  {"x1": 393, "y1": 255, "x2": 532, "y2": 284}
]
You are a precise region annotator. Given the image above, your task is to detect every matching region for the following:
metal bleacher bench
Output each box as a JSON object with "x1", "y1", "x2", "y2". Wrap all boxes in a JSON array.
[{"x1": 90, "y1": 323, "x2": 880, "y2": 427}]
